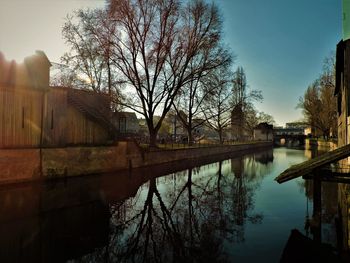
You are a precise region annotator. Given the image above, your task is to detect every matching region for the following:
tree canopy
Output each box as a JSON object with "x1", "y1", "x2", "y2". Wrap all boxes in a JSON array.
[{"x1": 298, "y1": 53, "x2": 336, "y2": 138}]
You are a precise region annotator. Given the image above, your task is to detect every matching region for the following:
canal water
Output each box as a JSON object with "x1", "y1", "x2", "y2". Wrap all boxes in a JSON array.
[{"x1": 0, "y1": 147, "x2": 344, "y2": 262}]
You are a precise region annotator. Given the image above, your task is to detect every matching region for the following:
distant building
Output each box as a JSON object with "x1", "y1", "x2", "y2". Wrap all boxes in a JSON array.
[
  {"x1": 170, "y1": 112, "x2": 189, "y2": 140},
  {"x1": 274, "y1": 127, "x2": 304, "y2": 136},
  {"x1": 231, "y1": 104, "x2": 244, "y2": 140},
  {"x1": 253, "y1": 122, "x2": 273, "y2": 141},
  {"x1": 285, "y1": 122, "x2": 307, "y2": 129},
  {"x1": 192, "y1": 118, "x2": 205, "y2": 138},
  {"x1": 112, "y1": 112, "x2": 140, "y2": 135},
  {"x1": 304, "y1": 127, "x2": 312, "y2": 136},
  {"x1": 286, "y1": 122, "x2": 333, "y2": 138}
]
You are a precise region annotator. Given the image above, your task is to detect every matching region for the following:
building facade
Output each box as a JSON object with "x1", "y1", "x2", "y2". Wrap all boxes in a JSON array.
[
  {"x1": 335, "y1": 38, "x2": 350, "y2": 252},
  {"x1": 112, "y1": 112, "x2": 140, "y2": 135},
  {"x1": 0, "y1": 51, "x2": 114, "y2": 148},
  {"x1": 253, "y1": 123, "x2": 273, "y2": 141}
]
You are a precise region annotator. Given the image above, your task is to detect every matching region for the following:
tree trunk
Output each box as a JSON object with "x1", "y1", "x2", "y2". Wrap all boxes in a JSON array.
[
  {"x1": 149, "y1": 129, "x2": 158, "y2": 149},
  {"x1": 187, "y1": 169, "x2": 193, "y2": 245},
  {"x1": 187, "y1": 127, "x2": 193, "y2": 146},
  {"x1": 219, "y1": 130, "x2": 224, "y2": 144},
  {"x1": 107, "y1": 56, "x2": 112, "y2": 97}
]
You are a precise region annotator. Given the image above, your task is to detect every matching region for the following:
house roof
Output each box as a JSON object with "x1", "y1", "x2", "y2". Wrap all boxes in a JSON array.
[
  {"x1": 113, "y1": 111, "x2": 137, "y2": 120},
  {"x1": 275, "y1": 143, "x2": 350, "y2": 183},
  {"x1": 25, "y1": 50, "x2": 52, "y2": 67},
  {"x1": 254, "y1": 122, "x2": 273, "y2": 130}
]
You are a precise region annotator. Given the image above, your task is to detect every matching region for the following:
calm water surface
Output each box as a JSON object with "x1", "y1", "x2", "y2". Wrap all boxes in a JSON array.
[{"x1": 0, "y1": 147, "x2": 342, "y2": 262}]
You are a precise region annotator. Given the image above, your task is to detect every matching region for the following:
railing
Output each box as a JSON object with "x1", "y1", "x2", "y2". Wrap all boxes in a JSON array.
[{"x1": 139, "y1": 139, "x2": 268, "y2": 150}]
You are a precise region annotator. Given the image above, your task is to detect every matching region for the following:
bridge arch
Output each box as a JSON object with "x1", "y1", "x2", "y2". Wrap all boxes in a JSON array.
[{"x1": 273, "y1": 127, "x2": 306, "y2": 146}]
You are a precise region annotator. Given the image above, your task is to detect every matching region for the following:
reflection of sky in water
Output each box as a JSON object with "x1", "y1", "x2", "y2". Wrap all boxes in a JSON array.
[
  {"x1": 235, "y1": 148, "x2": 310, "y2": 262},
  {"x1": 102, "y1": 148, "x2": 314, "y2": 263},
  {"x1": 1, "y1": 147, "x2": 343, "y2": 262}
]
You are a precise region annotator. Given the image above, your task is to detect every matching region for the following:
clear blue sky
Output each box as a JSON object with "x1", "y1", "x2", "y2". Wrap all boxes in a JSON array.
[
  {"x1": 216, "y1": 0, "x2": 342, "y2": 126},
  {"x1": 0, "y1": 0, "x2": 342, "y2": 126}
]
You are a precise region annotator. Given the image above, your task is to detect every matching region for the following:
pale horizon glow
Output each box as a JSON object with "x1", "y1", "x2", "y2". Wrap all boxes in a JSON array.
[
  {"x1": 0, "y1": 0, "x2": 106, "y2": 63},
  {"x1": 0, "y1": 0, "x2": 342, "y2": 126}
]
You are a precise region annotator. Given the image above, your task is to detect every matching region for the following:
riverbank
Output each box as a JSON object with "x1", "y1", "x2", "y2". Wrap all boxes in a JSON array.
[
  {"x1": 305, "y1": 138, "x2": 337, "y2": 150},
  {"x1": 0, "y1": 141, "x2": 272, "y2": 185}
]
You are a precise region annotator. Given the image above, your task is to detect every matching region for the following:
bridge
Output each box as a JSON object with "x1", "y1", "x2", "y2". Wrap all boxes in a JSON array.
[{"x1": 273, "y1": 127, "x2": 306, "y2": 146}]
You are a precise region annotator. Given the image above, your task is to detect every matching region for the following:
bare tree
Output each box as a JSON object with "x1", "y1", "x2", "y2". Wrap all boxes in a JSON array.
[
  {"x1": 319, "y1": 52, "x2": 337, "y2": 136},
  {"x1": 298, "y1": 53, "x2": 336, "y2": 138},
  {"x1": 50, "y1": 62, "x2": 77, "y2": 87},
  {"x1": 62, "y1": 9, "x2": 109, "y2": 92},
  {"x1": 108, "y1": 0, "x2": 229, "y2": 147},
  {"x1": 298, "y1": 82, "x2": 321, "y2": 131},
  {"x1": 61, "y1": 9, "x2": 123, "y2": 110},
  {"x1": 172, "y1": 71, "x2": 210, "y2": 146},
  {"x1": 257, "y1": 112, "x2": 275, "y2": 125},
  {"x1": 243, "y1": 104, "x2": 260, "y2": 139},
  {"x1": 173, "y1": 47, "x2": 231, "y2": 145},
  {"x1": 231, "y1": 66, "x2": 262, "y2": 140},
  {"x1": 202, "y1": 66, "x2": 233, "y2": 144},
  {"x1": 171, "y1": 1, "x2": 232, "y2": 146},
  {"x1": 243, "y1": 109, "x2": 276, "y2": 139}
]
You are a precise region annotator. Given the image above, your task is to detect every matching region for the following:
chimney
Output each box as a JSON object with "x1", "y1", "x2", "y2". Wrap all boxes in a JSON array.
[{"x1": 24, "y1": 50, "x2": 51, "y2": 89}]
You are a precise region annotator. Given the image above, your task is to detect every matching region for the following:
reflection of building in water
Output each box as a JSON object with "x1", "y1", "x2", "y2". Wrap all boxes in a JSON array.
[
  {"x1": 254, "y1": 149, "x2": 274, "y2": 165},
  {"x1": 283, "y1": 180, "x2": 340, "y2": 261},
  {"x1": 275, "y1": 15, "x2": 350, "y2": 255},
  {"x1": 0, "y1": 181, "x2": 110, "y2": 263},
  {"x1": 304, "y1": 149, "x2": 312, "y2": 160},
  {"x1": 338, "y1": 184, "x2": 350, "y2": 251},
  {"x1": 0, "y1": 164, "x2": 173, "y2": 263},
  {"x1": 231, "y1": 151, "x2": 274, "y2": 180},
  {"x1": 231, "y1": 156, "x2": 244, "y2": 178},
  {"x1": 278, "y1": 31, "x2": 350, "y2": 254}
]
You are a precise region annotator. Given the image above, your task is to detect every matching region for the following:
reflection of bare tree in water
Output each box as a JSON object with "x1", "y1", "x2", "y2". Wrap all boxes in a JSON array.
[
  {"x1": 107, "y1": 178, "x2": 188, "y2": 262},
  {"x1": 232, "y1": 165, "x2": 248, "y2": 242},
  {"x1": 227, "y1": 157, "x2": 264, "y2": 243},
  {"x1": 77, "y1": 155, "x2": 270, "y2": 262}
]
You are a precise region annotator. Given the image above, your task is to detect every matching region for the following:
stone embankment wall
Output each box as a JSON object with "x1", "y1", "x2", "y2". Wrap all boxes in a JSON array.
[
  {"x1": 0, "y1": 141, "x2": 272, "y2": 185},
  {"x1": 305, "y1": 139, "x2": 337, "y2": 150}
]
